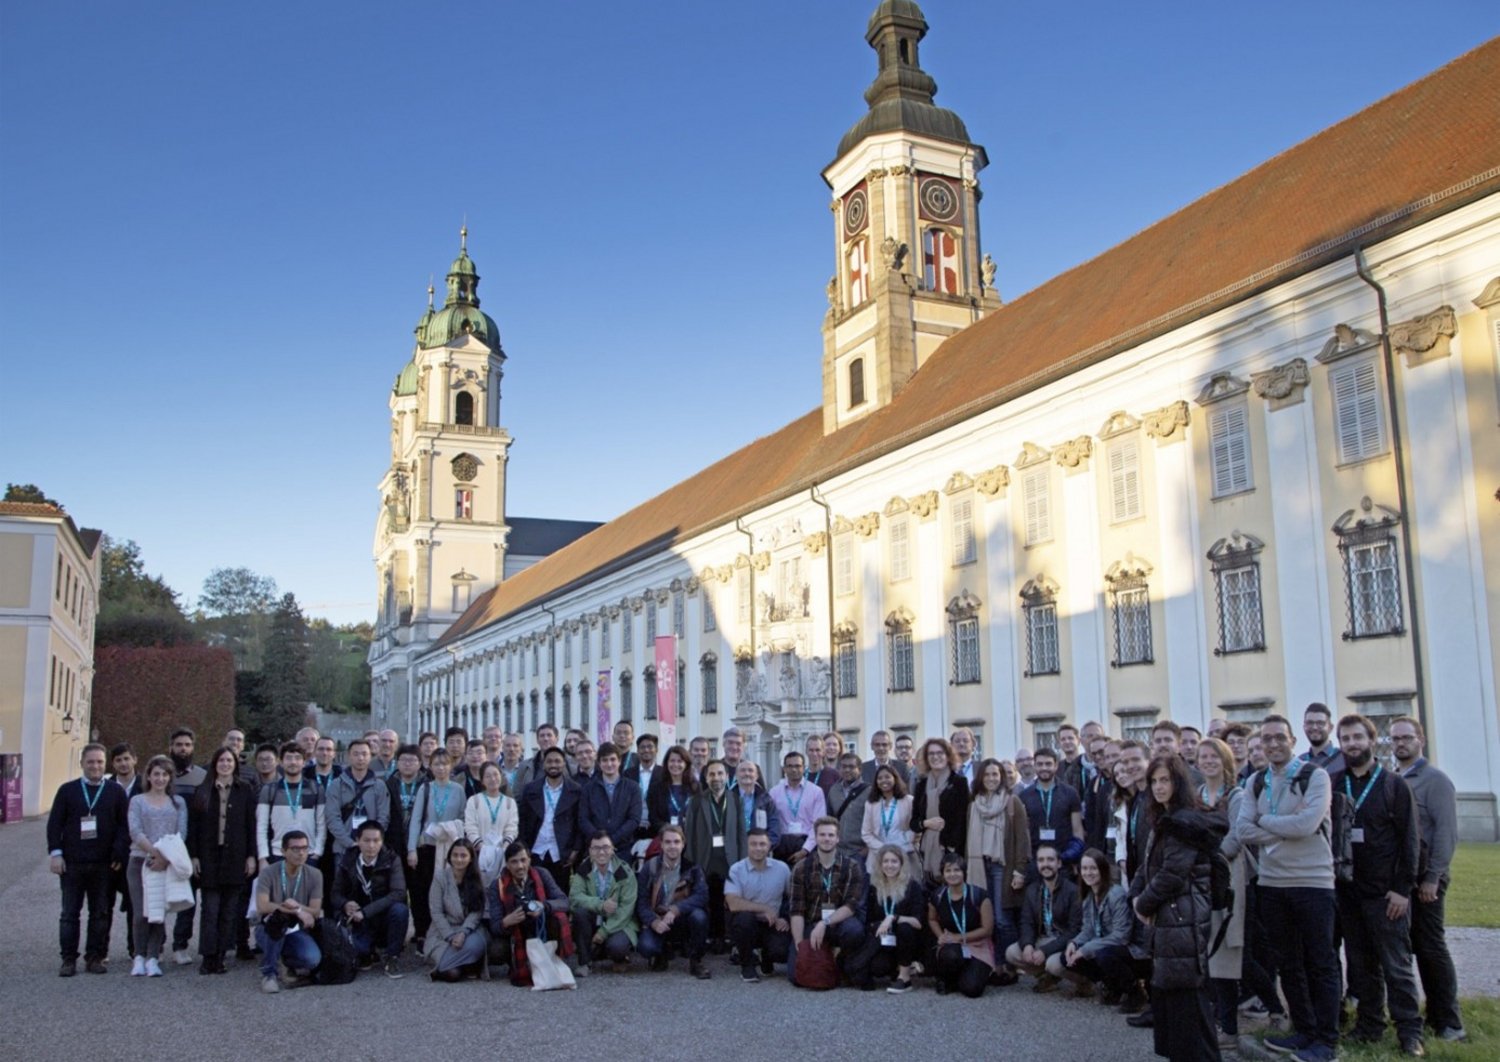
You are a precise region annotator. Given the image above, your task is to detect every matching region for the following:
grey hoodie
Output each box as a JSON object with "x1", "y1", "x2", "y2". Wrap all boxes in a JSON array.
[{"x1": 1235, "y1": 762, "x2": 1334, "y2": 890}]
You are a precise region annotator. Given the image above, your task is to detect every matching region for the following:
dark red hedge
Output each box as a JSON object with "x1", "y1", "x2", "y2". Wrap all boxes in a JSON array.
[{"x1": 92, "y1": 645, "x2": 235, "y2": 757}]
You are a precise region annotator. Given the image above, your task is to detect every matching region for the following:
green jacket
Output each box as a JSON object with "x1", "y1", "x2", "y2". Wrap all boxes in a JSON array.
[{"x1": 568, "y1": 856, "x2": 639, "y2": 944}]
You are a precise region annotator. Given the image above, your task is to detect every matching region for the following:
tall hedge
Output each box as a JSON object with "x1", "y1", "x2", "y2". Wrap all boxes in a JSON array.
[{"x1": 92, "y1": 645, "x2": 236, "y2": 757}]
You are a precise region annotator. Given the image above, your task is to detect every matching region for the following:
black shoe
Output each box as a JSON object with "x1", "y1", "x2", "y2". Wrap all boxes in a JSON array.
[
  {"x1": 1119, "y1": 986, "x2": 1148, "y2": 1014},
  {"x1": 84, "y1": 958, "x2": 108, "y2": 975},
  {"x1": 1127, "y1": 1010, "x2": 1155, "y2": 1028},
  {"x1": 741, "y1": 966, "x2": 761, "y2": 983},
  {"x1": 690, "y1": 959, "x2": 711, "y2": 980},
  {"x1": 199, "y1": 959, "x2": 214, "y2": 975},
  {"x1": 935, "y1": 981, "x2": 950, "y2": 996},
  {"x1": 649, "y1": 955, "x2": 668, "y2": 972},
  {"x1": 1398, "y1": 1036, "x2": 1425, "y2": 1057},
  {"x1": 1099, "y1": 985, "x2": 1123, "y2": 1006},
  {"x1": 887, "y1": 977, "x2": 913, "y2": 994},
  {"x1": 760, "y1": 952, "x2": 774, "y2": 976},
  {"x1": 58, "y1": 960, "x2": 77, "y2": 978},
  {"x1": 235, "y1": 946, "x2": 256, "y2": 961}
]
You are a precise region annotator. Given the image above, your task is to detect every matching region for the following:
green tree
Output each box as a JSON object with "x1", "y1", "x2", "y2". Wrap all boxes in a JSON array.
[
  {"x1": 195, "y1": 566, "x2": 278, "y2": 670},
  {"x1": 256, "y1": 593, "x2": 310, "y2": 741},
  {"x1": 308, "y1": 619, "x2": 373, "y2": 714},
  {"x1": 4, "y1": 483, "x2": 63, "y2": 508},
  {"x1": 95, "y1": 536, "x2": 196, "y2": 647}
]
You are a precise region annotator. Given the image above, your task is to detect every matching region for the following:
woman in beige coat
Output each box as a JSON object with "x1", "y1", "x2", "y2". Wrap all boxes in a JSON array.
[
  {"x1": 425, "y1": 840, "x2": 489, "y2": 981},
  {"x1": 1197, "y1": 738, "x2": 1248, "y2": 1048}
]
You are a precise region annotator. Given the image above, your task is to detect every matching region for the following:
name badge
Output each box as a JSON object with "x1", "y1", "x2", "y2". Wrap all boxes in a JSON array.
[
  {"x1": 1350, "y1": 827, "x2": 1365, "y2": 844},
  {"x1": 351, "y1": 813, "x2": 368, "y2": 831},
  {"x1": 821, "y1": 907, "x2": 836, "y2": 923},
  {"x1": 712, "y1": 834, "x2": 725, "y2": 849},
  {"x1": 880, "y1": 933, "x2": 897, "y2": 947},
  {"x1": 79, "y1": 816, "x2": 98, "y2": 840},
  {"x1": 1105, "y1": 827, "x2": 1118, "y2": 840},
  {"x1": 961, "y1": 944, "x2": 973, "y2": 959},
  {"x1": 669, "y1": 816, "x2": 680, "y2": 826},
  {"x1": 755, "y1": 810, "x2": 767, "y2": 830},
  {"x1": 1039, "y1": 828, "x2": 1057, "y2": 841}
]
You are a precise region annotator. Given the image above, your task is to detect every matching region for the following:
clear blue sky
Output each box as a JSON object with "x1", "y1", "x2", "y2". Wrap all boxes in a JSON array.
[{"x1": 3, "y1": 1, "x2": 1495, "y2": 625}]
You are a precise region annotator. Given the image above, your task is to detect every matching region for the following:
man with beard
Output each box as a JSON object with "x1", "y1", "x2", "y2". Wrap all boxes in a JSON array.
[
  {"x1": 1005, "y1": 843, "x2": 1081, "y2": 991},
  {"x1": 1300, "y1": 702, "x2": 1344, "y2": 775},
  {"x1": 1055, "y1": 724, "x2": 1086, "y2": 793},
  {"x1": 1083, "y1": 737, "x2": 1121, "y2": 853},
  {"x1": 1331, "y1": 714, "x2": 1423, "y2": 1057},
  {"x1": 826, "y1": 752, "x2": 869, "y2": 862},
  {"x1": 1018, "y1": 748, "x2": 1084, "y2": 871},
  {"x1": 168, "y1": 728, "x2": 206, "y2": 965},
  {"x1": 519, "y1": 746, "x2": 582, "y2": 892}
]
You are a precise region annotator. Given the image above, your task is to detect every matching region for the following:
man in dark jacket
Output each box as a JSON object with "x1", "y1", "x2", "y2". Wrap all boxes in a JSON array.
[
  {"x1": 331, "y1": 821, "x2": 409, "y2": 976},
  {"x1": 47, "y1": 744, "x2": 130, "y2": 976},
  {"x1": 519, "y1": 747, "x2": 582, "y2": 892},
  {"x1": 581, "y1": 743, "x2": 643, "y2": 853},
  {"x1": 1005, "y1": 843, "x2": 1081, "y2": 989},
  {"x1": 1332, "y1": 714, "x2": 1424, "y2": 1056},
  {"x1": 636, "y1": 823, "x2": 711, "y2": 977}
]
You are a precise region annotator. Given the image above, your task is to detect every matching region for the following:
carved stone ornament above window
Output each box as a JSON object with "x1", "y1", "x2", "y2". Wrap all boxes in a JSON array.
[
  {"x1": 1098, "y1": 411, "x2": 1141, "y2": 440},
  {"x1": 885, "y1": 605, "x2": 915, "y2": 630},
  {"x1": 945, "y1": 589, "x2": 982, "y2": 618},
  {"x1": 1014, "y1": 442, "x2": 1051, "y2": 469},
  {"x1": 975, "y1": 465, "x2": 1010, "y2": 497},
  {"x1": 1053, "y1": 436, "x2": 1093, "y2": 472},
  {"x1": 1019, "y1": 574, "x2": 1060, "y2": 603},
  {"x1": 1473, "y1": 277, "x2": 1500, "y2": 309},
  {"x1": 716, "y1": 564, "x2": 734, "y2": 583},
  {"x1": 1207, "y1": 531, "x2": 1265, "y2": 566},
  {"x1": 1194, "y1": 372, "x2": 1251, "y2": 407},
  {"x1": 909, "y1": 490, "x2": 940, "y2": 519},
  {"x1": 1389, "y1": 306, "x2": 1456, "y2": 368},
  {"x1": 943, "y1": 472, "x2": 975, "y2": 496},
  {"x1": 586, "y1": 612, "x2": 600, "y2": 628},
  {"x1": 734, "y1": 553, "x2": 752, "y2": 570},
  {"x1": 1143, "y1": 401, "x2": 1190, "y2": 443},
  {"x1": 833, "y1": 619, "x2": 859, "y2": 640},
  {"x1": 883, "y1": 496, "x2": 910, "y2": 517},
  {"x1": 1105, "y1": 552, "x2": 1154, "y2": 585},
  {"x1": 451, "y1": 453, "x2": 479, "y2": 482},
  {"x1": 627, "y1": 596, "x2": 643, "y2": 614},
  {"x1": 605, "y1": 605, "x2": 621, "y2": 620},
  {"x1": 1315, "y1": 323, "x2": 1380, "y2": 365},
  {"x1": 854, "y1": 512, "x2": 881, "y2": 538},
  {"x1": 669, "y1": 577, "x2": 684, "y2": 593},
  {"x1": 655, "y1": 588, "x2": 671, "y2": 605},
  {"x1": 1332, "y1": 496, "x2": 1402, "y2": 539},
  {"x1": 685, "y1": 576, "x2": 701, "y2": 595},
  {"x1": 751, "y1": 551, "x2": 772, "y2": 572},
  {"x1": 733, "y1": 644, "x2": 754, "y2": 663},
  {"x1": 832, "y1": 515, "x2": 854, "y2": 535},
  {"x1": 803, "y1": 531, "x2": 829, "y2": 556},
  {"x1": 1251, "y1": 358, "x2": 1310, "y2": 411}
]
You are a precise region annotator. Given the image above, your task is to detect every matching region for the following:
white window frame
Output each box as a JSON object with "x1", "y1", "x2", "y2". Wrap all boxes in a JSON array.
[
  {"x1": 1329, "y1": 358, "x2": 1386, "y2": 464},
  {"x1": 1022, "y1": 468, "x2": 1052, "y2": 545},
  {"x1": 1208, "y1": 404, "x2": 1253, "y2": 497},
  {"x1": 1108, "y1": 437, "x2": 1142, "y2": 522},
  {"x1": 950, "y1": 495, "x2": 976, "y2": 566},
  {"x1": 834, "y1": 533, "x2": 855, "y2": 597},
  {"x1": 888, "y1": 517, "x2": 911, "y2": 582},
  {"x1": 1023, "y1": 599, "x2": 1060, "y2": 676}
]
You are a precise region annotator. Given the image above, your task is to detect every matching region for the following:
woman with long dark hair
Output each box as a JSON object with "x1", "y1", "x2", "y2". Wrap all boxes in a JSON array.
[
  {"x1": 861, "y1": 764, "x2": 915, "y2": 874},
  {"x1": 1059, "y1": 848, "x2": 1147, "y2": 1002},
  {"x1": 425, "y1": 839, "x2": 489, "y2": 981},
  {"x1": 186, "y1": 746, "x2": 257, "y2": 975},
  {"x1": 965, "y1": 756, "x2": 1030, "y2": 984},
  {"x1": 126, "y1": 755, "x2": 187, "y2": 977},
  {"x1": 646, "y1": 744, "x2": 699, "y2": 836},
  {"x1": 1129, "y1": 754, "x2": 1224, "y2": 1061}
]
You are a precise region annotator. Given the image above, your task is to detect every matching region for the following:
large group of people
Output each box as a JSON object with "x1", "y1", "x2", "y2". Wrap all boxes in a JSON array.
[{"x1": 46, "y1": 706, "x2": 1465, "y2": 1060}]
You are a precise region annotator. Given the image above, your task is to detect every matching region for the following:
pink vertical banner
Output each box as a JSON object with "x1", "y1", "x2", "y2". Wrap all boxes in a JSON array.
[
  {"x1": 654, "y1": 635, "x2": 677, "y2": 749},
  {"x1": 596, "y1": 670, "x2": 612, "y2": 745}
]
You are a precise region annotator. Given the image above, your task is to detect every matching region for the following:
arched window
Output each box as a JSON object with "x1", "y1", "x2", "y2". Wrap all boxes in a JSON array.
[
  {"x1": 454, "y1": 391, "x2": 475, "y2": 425},
  {"x1": 644, "y1": 666, "x2": 658, "y2": 721},
  {"x1": 849, "y1": 357, "x2": 866, "y2": 408},
  {"x1": 922, "y1": 228, "x2": 959, "y2": 294}
]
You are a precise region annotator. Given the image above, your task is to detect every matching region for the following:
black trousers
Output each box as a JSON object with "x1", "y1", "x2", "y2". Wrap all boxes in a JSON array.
[
  {"x1": 846, "y1": 921, "x2": 922, "y2": 986},
  {"x1": 1339, "y1": 889, "x2": 1422, "y2": 1040},
  {"x1": 1152, "y1": 985, "x2": 1221, "y2": 1061},
  {"x1": 1240, "y1": 882, "x2": 1284, "y2": 1014},
  {"x1": 1411, "y1": 882, "x2": 1462, "y2": 1034},
  {"x1": 728, "y1": 911, "x2": 793, "y2": 969},
  {"x1": 572, "y1": 909, "x2": 632, "y2": 965},
  {"x1": 1071, "y1": 943, "x2": 1146, "y2": 995},
  {"x1": 932, "y1": 943, "x2": 991, "y2": 998},
  {"x1": 409, "y1": 847, "x2": 437, "y2": 941},
  {"x1": 198, "y1": 882, "x2": 244, "y2": 959},
  {"x1": 58, "y1": 862, "x2": 114, "y2": 961}
]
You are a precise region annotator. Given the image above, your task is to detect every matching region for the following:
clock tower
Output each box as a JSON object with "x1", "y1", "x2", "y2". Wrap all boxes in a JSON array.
[{"x1": 821, "y1": 1, "x2": 1000, "y2": 434}]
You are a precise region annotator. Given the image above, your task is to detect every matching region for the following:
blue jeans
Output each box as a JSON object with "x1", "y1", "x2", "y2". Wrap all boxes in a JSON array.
[
  {"x1": 1261, "y1": 886, "x2": 1341, "y2": 1049},
  {"x1": 256, "y1": 923, "x2": 321, "y2": 978},
  {"x1": 58, "y1": 862, "x2": 114, "y2": 961},
  {"x1": 350, "y1": 902, "x2": 410, "y2": 959},
  {"x1": 638, "y1": 907, "x2": 708, "y2": 962},
  {"x1": 981, "y1": 860, "x2": 1019, "y2": 957}
]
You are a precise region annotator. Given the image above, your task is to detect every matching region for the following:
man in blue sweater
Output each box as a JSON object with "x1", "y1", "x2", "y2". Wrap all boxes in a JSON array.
[{"x1": 46, "y1": 744, "x2": 130, "y2": 976}]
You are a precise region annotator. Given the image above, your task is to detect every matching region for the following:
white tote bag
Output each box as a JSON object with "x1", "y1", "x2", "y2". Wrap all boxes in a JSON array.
[{"x1": 525, "y1": 938, "x2": 577, "y2": 992}]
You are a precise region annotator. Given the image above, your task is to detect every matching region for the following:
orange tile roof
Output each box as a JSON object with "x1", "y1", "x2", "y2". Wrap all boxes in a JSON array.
[{"x1": 436, "y1": 36, "x2": 1500, "y2": 650}]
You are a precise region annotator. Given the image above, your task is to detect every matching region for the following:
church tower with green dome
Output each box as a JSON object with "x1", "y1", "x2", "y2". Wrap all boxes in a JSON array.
[
  {"x1": 369, "y1": 227, "x2": 514, "y2": 733},
  {"x1": 820, "y1": 1, "x2": 1001, "y2": 435}
]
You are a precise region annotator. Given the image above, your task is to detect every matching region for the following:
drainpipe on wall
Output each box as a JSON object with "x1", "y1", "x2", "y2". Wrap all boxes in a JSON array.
[
  {"x1": 1353, "y1": 249, "x2": 1429, "y2": 741},
  {"x1": 808, "y1": 487, "x2": 838, "y2": 734}
]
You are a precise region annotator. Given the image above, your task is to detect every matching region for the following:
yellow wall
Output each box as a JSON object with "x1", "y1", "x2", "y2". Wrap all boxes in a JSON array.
[
  {"x1": 0, "y1": 533, "x2": 33, "y2": 608},
  {"x1": 0, "y1": 626, "x2": 25, "y2": 752}
]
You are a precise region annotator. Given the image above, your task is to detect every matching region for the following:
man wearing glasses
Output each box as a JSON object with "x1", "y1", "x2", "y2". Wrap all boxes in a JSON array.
[{"x1": 253, "y1": 830, "x2": 322, "y2": 993}]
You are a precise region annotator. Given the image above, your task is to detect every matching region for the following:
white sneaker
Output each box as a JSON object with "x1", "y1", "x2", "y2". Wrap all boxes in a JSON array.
[
  {"x1": 172, "y1": 949, "x2": 193, "y2": 966},
  {"x1": 261, "y1": 975, "x2": 281, "y2": 994},
  {"x1": 130, "y1": 956, "x2": 147, "y2": 977},
  {"x1": 145, "y1": 958, "x2": 163, "y2": 977}
]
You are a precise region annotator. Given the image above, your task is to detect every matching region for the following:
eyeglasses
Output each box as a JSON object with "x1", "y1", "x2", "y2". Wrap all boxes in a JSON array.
[
  {"x1": 284, "y1": 845, "x2": 310, "y2": 853},
  {"x1": 1261, "y1": 733, "x2": 1292, "y2": 743}
]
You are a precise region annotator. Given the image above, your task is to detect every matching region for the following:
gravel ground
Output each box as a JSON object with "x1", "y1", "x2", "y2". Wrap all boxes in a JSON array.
[{"x1": 5, "y1": 816, "x2": 1495, "y2": 1060}]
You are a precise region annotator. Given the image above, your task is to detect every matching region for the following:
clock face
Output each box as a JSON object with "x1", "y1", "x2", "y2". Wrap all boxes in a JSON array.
[
  {"x1": 843, "y1": 187, "x2": 869, "y2": 235},
  {"x1": 919, "y1": 176, "x2": 959, "y2": 223}
]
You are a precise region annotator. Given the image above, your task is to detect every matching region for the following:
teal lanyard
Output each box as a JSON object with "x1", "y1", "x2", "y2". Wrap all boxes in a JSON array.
[
  {"x1": 80, "y1": 779, "x2": 103, "y2": 814},
  {"x1": 281, "y1": 778, "x2": 303, "y2": 814},
  {"x1": 883, "y1": 894, "x2": 897, "y2": 919},
  {"x1": 1198, "y1": 783, "x2": 1225, "y2": 808},
  {"x1": 1040, "y1": 786, "x2": 1054, "y2": 827},
  {"x1": 880, "y1": 798, "x2": 898, "y2": 837},
  {"x1": 741, "y1": 792, "x2": 755, "y2": 832},
  {"x1": 1344, "y1": 766, "x2": 1383, "y2": 817},
  {"x1": 1042, "y1": 884, "x2": 1054, "y2": 933},
  {"x1": 708, "y1": 795, "x2": 725, "y2": 833},
  {"x1": 432, "y1": 784, "x2": 452, "y2": 820},
  {"x1": 1265, "y1": 764, "x2": 1297, "y2": 815},
  {"x1": 787, "y1": 785, "x2": 804, "y2": 823},
  {"x1": 482, "y1": 793, "x2": 504, "y2": 825},
  {"x1": 668, "y1": 788, "x2": 683, "y2": 816},
  {"x1": 946, "y1": 885, "x2": 969, "y2": 935},
  {"x1": 399, "y1": 779, "x2": 416, "y2": 812},
  {"x1": 280, "y1": 863, "x2": 302, "y2": 901},
  {"x1": 821, "y1": 868, "x2": 835, "y2": 902}
]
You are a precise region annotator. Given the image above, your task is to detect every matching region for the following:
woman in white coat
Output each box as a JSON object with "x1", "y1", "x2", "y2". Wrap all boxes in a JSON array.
[{"x1": 463, "y1": 762, "x2": 519, "y2": 885}]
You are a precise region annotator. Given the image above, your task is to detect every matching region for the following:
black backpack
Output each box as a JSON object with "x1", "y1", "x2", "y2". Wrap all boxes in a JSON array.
[
  {"x1": 1253, "y1": 760, "x2": 1352, "y2": 884},
  {"x1": 312, "y1": 915, "x2": 359, "y2": 986},
  {"x1": 1204, "y1": 834, "x2": 1235, "y2": 959}
]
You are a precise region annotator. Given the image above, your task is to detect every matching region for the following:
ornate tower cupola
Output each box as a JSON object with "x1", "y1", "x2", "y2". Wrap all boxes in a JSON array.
[{"x1": 820, "y1": 0, "x2": 1000, "y2": 434}]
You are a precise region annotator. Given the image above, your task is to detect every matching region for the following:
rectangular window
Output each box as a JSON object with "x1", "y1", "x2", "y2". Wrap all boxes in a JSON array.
[
  {"x1": 507, "y1": 652, "x2": 514, "y2": 681},
  {"x1": 834, "y1": 640, "x2": 858, "y2": 698},
  {"x1": 1209, "y1": 405, "x2": 1253, "y2": 497},
  {"x1": 1108, "y1": 438, "x2": 1142, "y2": 521},
  {"x1": 1022, "y1": 468, "x2": 1051, "y2": 545},
  {"x1": 56, "y1": 555, "x2": 63, "y2": 600},
  {"x1": 621, "y1": 676, "x2": 633, "y2": 722},
  {"x1": 702, "y1": 659, "x2": 719, "y2": 714},
  {"x1": 887, "y1": 627, "x2": 914, "y2": 692},
  {"x1": 1331, "y1": 359, "x2": 1386, "y2": 463},
  {"x1": 532, "y1": 644, "x2": 540, "y2": 674},
  {"x1": 622, "y1": 611, "x2": 633, "y2": 653},
  {"x1": 703, "y1": 592, "x2": 717, "y2": 633},
  {"x1": 451, "y1": 584, "x2": 470, "y2": 612},
  {"x1": 1347, "y1": 539, "x2": 1402, "y2": 637},
  {"x1": 1024, "y1": 601, "x2": 1060, "y2": 676},
  {"x1": 951, "y1": 496, "x2": 976, "y2": 565},
  {"x1": 673, "y1": 592, "x2": 685, "y2": 638},
  {"x1": 736, "y1": 568, "x2": 751, "y2": 625},
  {"x1": 834, "y1": 534, "x2": 854, "y2": 597},
  {"x1": 1032, "y1": 720, "x2": 1061, "y2": 754},
  {"x1": 889, "y1": 519, "x2": 911, "y2": 582},
  {"x1": 1111, "y1": 586, "x2": 1153, "y2": 666},
  {"x1": 581, "y1": 627, "x2": 590, "y2": 664},
  {"x1": 644, "y1": 670, "x2": 658, "y2": 720},
  {"x1": 600, "y1": 618, "x2": 611, "y2": 658},
  {"x1": 1214, "y1": 563, "x2": 1265, "y2": 653},
  {"x1": 563, "y1": 632, "x2": 572, "y2": 668},
  {"x1": 455, "y1": 489, "x2": 474, "y2": 519},
  {"x1": 646, "y1": 601, "x2": 657, "y2": 642},
  {"x1": 950, "y1": 616, "x2": 981, "y2": 684}
]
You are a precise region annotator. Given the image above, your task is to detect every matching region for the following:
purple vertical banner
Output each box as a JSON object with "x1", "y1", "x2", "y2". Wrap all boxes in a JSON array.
[{"x1": 595, "y1": 670, "x2": 612, "y2": 745}]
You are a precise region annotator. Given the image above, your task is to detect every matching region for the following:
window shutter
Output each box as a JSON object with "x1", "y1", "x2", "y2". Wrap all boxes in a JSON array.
[
  {"x1": 1109, "y1": 439, "x2": 1140, "y2": 521},
  {"x1": 1023, "y1": 469, "x2": 1050, "y2": 544},
  {"x1": 1209, "y1": 405, "x2": 1250, "y2": 496},
  {"x1": 951, "y1": 497, "x2": 975, "y2": 565},
  {"x1": 1332, "y1": 360, "x2": 1384, "y2": 462}
]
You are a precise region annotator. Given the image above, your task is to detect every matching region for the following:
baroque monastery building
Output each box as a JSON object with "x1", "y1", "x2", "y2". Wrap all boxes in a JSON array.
[{"x1": 377, "y1": 3, "x2": 1500, "y2": 839}]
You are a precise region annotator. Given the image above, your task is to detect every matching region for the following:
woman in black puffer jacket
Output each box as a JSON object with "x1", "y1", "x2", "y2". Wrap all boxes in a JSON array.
[{"x1": 1130, "y1": 754, "x2": 1226, "y2": 1062}]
